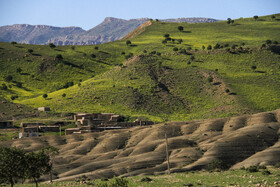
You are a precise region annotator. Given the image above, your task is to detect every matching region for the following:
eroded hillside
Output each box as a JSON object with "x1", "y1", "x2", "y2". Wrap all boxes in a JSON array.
[{"x1": 1, "y1": 110, "x2": 279, "y2": 181}]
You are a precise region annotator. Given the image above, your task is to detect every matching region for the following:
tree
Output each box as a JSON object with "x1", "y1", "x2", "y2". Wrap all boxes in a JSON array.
[
  {"x1": 163, "y1": 34, "x2": 170, "y2": 38},
  {"x1": 55, "y1": 54, "x2": 63, "y2": 60},
  {"x1": 49, "y1": 43, "x2": 56, "y2": 49},
  {"x1": 16, "y1": 67, "x2": 22, "y2": 73},
  {"x1": 266, "y1": 40, "x2": 272, "y2": 45},
  {"x1": 11, "y1": 41, "x2": 17, "y2": 45},
  {"x1": 16, "y1": 82, "x2": 22, "y2": 88},
  {"x1": 0, "y1": 147, "x2": 26, "y2": 187},
  {"x1": 1, "y1": 84, "x2": 8, "y2": 90},
  {"x1": 62, "y1": 93, "x2": 66, "y2": 98},
  {"x1": 231, "y1": 20, "x2": 235, "y2": 24},
  {"x1": 271, "y1": 15, "x2": 276, "y2": 19},
  {"x1": 214, "y1": 43, "x2": 220, "y2": 49},
  {"x1": 42, "y1": 94, "x2": 48, "y2": 99},
  {"x1": 251, "y1": 65, "x2": 257, "y2": 71},
  {"x1": 254, "y1": 15, "x2": 259, "y2": 20},
  {"x1": 71, "y1": 46, "x2": 75, "y2": 50},
  {"x1": 94, "y1": 46, "x2": 99, "y2": 50},
  {"x1": 162, "y1": 40, "x2": 167, "y2": 44},
  {"x1": 202, "y1": 45, "x2": 205, "y2": 50},
  {"x1": 178, "y1": 26, "x2": 184, "y2": 32},
  {"x1": 25, "y1": 151, "x2": 51, "y2": 187},
  {"x1": 41, "y1": 146, "x2": 59, "y2": 183},
  {"x1": 231, "y1": 44, "x2": 238, "y2": 50},
  {"x1": 177, "y1": 39, "x2": 183, "y2": 44},
  {"x1": 4, "y1": 75, "x2": 13, "y2": 82},
  {"x1": 27, "y1": 49, "x2": 33, "y2": 54},
  {"x1": 64, "y1": 81, "x2": 74, "y2": 88},
  {"x1": 126, "y1": 40, "x2": 131, "y2": 45},
  {"x1": 91, "y1": 54, "x2": 96, "y2": 58},
  {"x1": 227, "y1": 18, "x2": 232, "y2": 24},
  {"x1": 173, "y1": 47, "x2": 178, "y2": 51},
  {"x1": 190, "y1": 56, "x2": 195, "y2": 61},
  {"x1": 165, "y1": 37, "x2": 171, "y2": 41},
  {"x1": 207, "y1": 45, "x2": 212, "y2": 50}
]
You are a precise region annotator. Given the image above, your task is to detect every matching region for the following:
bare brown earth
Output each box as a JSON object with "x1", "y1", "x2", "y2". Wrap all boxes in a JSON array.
[
  {"x1": 1, "y1": 110, "x2": 280, "y2": 181},
  {"x1": 122, "y1": 21, "x2": 152, "y2": 40}
]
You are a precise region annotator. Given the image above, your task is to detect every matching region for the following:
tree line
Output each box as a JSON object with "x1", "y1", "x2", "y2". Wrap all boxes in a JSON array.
[{"x1": 0, "y1": 146, "x2": 59, "y2": 187}]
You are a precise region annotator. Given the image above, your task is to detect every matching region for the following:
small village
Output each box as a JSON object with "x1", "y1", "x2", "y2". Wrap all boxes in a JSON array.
[{"x1": 0, "y1": 107, "x2": 154, "y2": 138}]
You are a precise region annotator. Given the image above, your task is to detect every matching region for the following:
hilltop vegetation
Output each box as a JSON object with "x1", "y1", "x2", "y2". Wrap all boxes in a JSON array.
[{"x1": 0, "y1": 14, "x2": 280, "y2": 122}]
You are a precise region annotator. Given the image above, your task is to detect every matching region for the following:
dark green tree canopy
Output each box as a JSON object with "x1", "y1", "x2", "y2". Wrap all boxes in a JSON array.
[
  {"x1": 126, "y1": 40, "x2": 131, "y2": 45},
  {"x1": 42, "y1": 94, "x2": 48, "y2": 99},
  {"x1": 4, "y1": 75, "x2": 13, "y2": 82},
  {"x1": 25, "y1": 150, "x2": 51, "y2": 187},
  {"x1": 178, "y1": 26, "x2": 184, "y2": 32},
  {"x1": 0, "y1": 147, "x2": 26, "y2": 187},
  {"x1": 55, "y1": 54, "x2": 63, "y2": 60},
  {"x1": 49, "y1": 43, "x2": 56, "y2": 48}
]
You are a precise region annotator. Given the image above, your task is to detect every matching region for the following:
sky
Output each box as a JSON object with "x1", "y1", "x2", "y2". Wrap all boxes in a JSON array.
[{"x1": 0, "y1": 0, "x2": 279, "y2": 30}]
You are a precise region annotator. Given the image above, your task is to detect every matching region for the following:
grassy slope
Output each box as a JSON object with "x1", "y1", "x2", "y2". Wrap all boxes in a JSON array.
[{"x1": 1, "y1": 14, "x2": 280, "y2": 122}]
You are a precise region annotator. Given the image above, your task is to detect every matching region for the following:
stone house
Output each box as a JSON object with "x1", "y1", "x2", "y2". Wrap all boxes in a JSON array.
[{"x1": 38, "y1": 107, "x2": 51, "y2": 112}]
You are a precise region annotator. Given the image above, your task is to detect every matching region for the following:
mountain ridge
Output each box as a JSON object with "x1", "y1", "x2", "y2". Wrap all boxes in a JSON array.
[{"x1": 0, "y1": 17, "x2": 219, "y2": 45}]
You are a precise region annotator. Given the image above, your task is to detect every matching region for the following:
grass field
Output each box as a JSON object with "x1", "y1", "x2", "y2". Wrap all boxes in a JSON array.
[
  {"x1": 1, "y1": 14, "x2": 280, "y2": 122},
  {"x1": 13, "y1": 167, "x2": 280, "y2": 186}
]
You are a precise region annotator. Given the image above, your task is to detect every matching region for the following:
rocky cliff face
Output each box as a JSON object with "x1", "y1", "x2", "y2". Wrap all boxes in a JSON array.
[
  {"x1": 0, "y1": 24, "x2": 85, "y2": 44},
  {"x1": 0, "y1": 17, "x2": 219, "y2": 45}
]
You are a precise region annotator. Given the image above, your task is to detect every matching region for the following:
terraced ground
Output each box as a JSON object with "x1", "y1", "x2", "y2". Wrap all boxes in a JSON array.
[{"x1": 1, "y1": 109, "x2": 280, "y2": 182}]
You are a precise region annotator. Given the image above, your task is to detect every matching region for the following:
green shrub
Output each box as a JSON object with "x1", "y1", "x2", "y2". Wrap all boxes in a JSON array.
[
  {"x1": 258, "y1": 165, "x2": 267, "y2": 170},
  {"x1": 208, "y1": 76, "x2": 213, "y2": 82},
  {"x1": 246, "y1": 166, "x2": 258, "y2": 172},
  {"x1": 16, "y1": 82, "x2": 22, "y2": 88},
  {"x1": 275, "y1": 162, "x2": 280, "y2": 168},
  {"x1": 141, "y1": 177, "x2": 153, "y2": 182},
  {"x1": 1, "y1": 84, "x2": 8, "y2": 90},
  {"x1": 109, "y1": 177, "x2": 128, "y2": 187},
  {"x1": 173, "y1": 47, "x2": 178, "y2": 51},
  {"x1": 262, "y1": 170, "x2": 271, "y2": 175},
  {"x1": 206, "y1": 159, "x2": 229, "y2": 171}
]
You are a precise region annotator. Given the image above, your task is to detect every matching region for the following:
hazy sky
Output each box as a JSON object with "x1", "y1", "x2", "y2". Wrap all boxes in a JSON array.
[{"x1": 0, "y1": 0, "x2": 279, "y2": 30}]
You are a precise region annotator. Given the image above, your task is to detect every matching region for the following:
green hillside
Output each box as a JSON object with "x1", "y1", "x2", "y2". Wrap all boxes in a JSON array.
[{"x1": 1, "y1": 14, "x2": 280, "y2": 122}]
